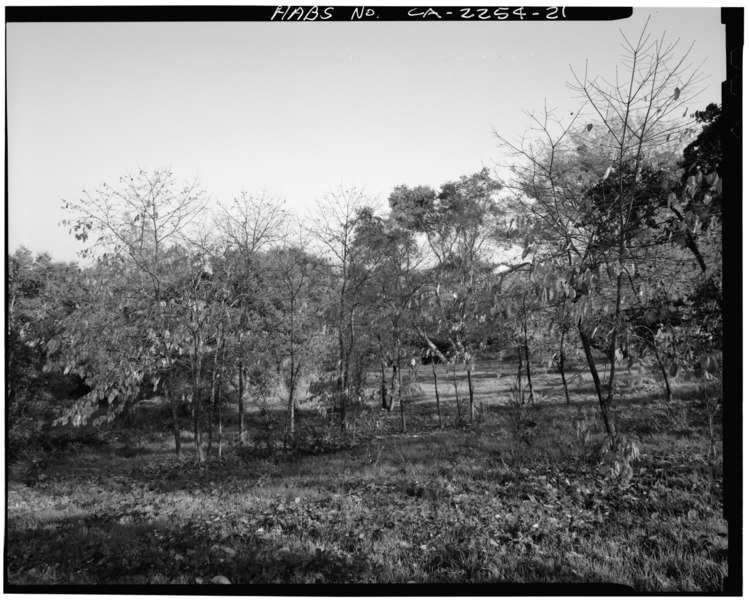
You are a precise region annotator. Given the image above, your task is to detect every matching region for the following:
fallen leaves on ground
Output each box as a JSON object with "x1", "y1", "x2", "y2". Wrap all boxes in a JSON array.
[{"x1": 6, "y1": 400, "x2": 726, "y2": 589}]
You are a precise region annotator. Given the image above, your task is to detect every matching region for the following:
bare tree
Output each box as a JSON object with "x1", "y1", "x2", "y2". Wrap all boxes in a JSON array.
[
  {"x1": 269, "y1": 232, "x2": 331, "y2": 446},
  {"x1": 215, "y1": 191, "x2": 286, "y2": 442},
  {"x1": 307, "y1": 187, "x2": 380, "y2": 430}
]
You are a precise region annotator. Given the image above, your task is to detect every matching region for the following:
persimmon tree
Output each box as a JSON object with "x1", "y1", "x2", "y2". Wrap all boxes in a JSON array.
[
  {"x1": 264, "y1": 235, "x2": 333, "y2": 445},
  {"x1": 52, "y1": 169, "x2": 207, "y2": 455},
  {"x1": 8, "y1": 248, "x2": 87, "y2": 454},
  {"x1": 497, "y1": 25, "x2": 705, "y2": 435},
  {"x1": 307, "y1": 188, "x2": 381, "y2": 430},
  {"x1": 216, "y1": 192, "x2": 286, "y2": 442},
  {"x1": 390, "y1": 169, "x2": 505, "y2": 423},
  {"x1": 354, "y1": 208, "x2": 425, "y2": 431}
]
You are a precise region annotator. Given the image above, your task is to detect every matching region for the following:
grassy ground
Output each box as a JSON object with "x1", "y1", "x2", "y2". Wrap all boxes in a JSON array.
[{"x1": 6, "y1": 359, "x2": 727, "y2": 589}]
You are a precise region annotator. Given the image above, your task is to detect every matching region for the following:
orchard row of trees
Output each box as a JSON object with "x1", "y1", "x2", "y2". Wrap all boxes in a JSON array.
[{"x1": 8, "y1": 28, "x2": 722, "y2": 458}]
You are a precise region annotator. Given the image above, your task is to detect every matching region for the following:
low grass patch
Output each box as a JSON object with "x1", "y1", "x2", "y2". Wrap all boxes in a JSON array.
[{"x1": 6, "y1": 389, "x2": 726, "y2": 590}]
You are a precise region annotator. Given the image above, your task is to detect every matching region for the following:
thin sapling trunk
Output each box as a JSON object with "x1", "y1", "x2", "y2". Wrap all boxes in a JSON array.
[
  {"x1": 380, "y1": 359, "x2": 389, "y2": 411},
  {"x1": 522, "y1": 296, "x2": 535, "y2": 404},
  {"x1": 559, "y1": 326, "x2": 571, "y2": 405},
  {"x1": 166, "y1": 373, "x2": 181, "y2": 456},
  {"x1": 237, "y1": 360, "x2": 245, "y2": 443},
  {"x1": 207, "y1": 403, "x2": 214, "y2": 456},
  {"x1": 389, "y1": 363, "x2": 398, "y2": 413},
  {"x1": 578, "y1": 320, "x2": 615, "y2": 435},
  {"x1": 217, "y1": 391, "x2": 223, "y2": 460},
  {"x1": 399, "y1": 355, "x2": 406, "y2": 433},
  {"x1": 192, "y1": 344, "x2": 204, "y2": 462},
  {"x1": 516, "y1": 343, "x2": 524, "y2": 402},
  {"x1": 217, "y1": 328, "x2": 226, "y2": 460},
  {"x1": 432, "y1": 360, "x2": 443, "y2": 429},
  {"x1": 651, "y1": 342, "x2": 673, "y2": 402},
  {"x1": 452, "y1": 360, "x2": 462, "y2": 423},
  {"x1": 467, "y1": 358, "x2": 475, "y2": 423},
  {"x1": 287, "y1": 378, "x2": 296, "y2": 447},
  {"x1": 192, "y1": 389, "x2": 204, "y2": 461}
]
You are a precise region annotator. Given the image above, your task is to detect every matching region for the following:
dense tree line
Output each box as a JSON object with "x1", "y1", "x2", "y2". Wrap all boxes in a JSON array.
[{"x1": 8, "y1": 29, "x2": 722, "y2": 462}]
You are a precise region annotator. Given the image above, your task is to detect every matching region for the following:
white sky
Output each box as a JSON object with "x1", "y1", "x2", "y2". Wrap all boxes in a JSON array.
[{"x1": 7, "y1": 6, "x2": 725, "y2": 262}]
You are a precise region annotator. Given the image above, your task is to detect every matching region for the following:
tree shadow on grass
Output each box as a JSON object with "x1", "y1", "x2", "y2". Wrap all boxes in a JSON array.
[
  {"x1": 6, "y1": 512, "x2": 372, "y2": 587},
  {"x1": 7, "y1": 509, "x2": 637, "y2": 592}
]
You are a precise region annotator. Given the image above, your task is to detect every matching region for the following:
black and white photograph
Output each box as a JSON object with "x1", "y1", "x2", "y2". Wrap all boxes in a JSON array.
[{"x1": 5, "y1": 4, "x2": 739, "y2": 592}]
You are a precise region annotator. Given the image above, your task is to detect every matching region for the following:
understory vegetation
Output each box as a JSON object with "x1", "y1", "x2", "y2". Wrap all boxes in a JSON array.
[
  {"x1": 8, "y1": 359, "x2": 726, "y2": 589},
  {"x1": 7, "y1": 25, "x2": 729, "y2": 590}
]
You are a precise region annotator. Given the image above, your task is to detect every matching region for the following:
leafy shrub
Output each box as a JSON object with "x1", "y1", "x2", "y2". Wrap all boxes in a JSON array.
[
  {"x1": 600, "y1": 434, "x2": 641, "y2": 487},
  {"x1": 506, "y1": 382, "x2": 538, "y2": 463}
]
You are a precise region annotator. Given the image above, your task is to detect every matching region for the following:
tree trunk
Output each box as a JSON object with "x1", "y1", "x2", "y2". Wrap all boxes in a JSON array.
[
  {"x1": 432, "y1": 361, "x2": 443, "y2": 429},
  {"x1": 670, "y1": 205, "x2": 708, "y2": 275},
  {"x1": 238, "y1": 360, "x2": 245, "y2": 443},
  {"x1": 380, "y1": 359, "x2": 389, "y2": 410},
  {"x1": 707, "y1": 407, "x2": 717, "y2": 459},
  {"x1": 341, "y1": 307, "x2": 356, "y2": 431},
  {"x1": 452, "y1": 361, "x2": 462, "y2": 423},
  {"x1": 216, "y1": 384, "x2": 224, "y2": 460},
  {"x1": 340, "y1": 371, "x2": 347, "y2": 431},
  {"x1": 337, "y1": 306, "x2": 347, "y2": 433},
  {"x1": 338, "y1": 247, "x2": 350, "y2": 432},
  {"x1": 524, "y1": 344, "x2": 534, "y2": 405},
  {"x1": 286, "y1": 304, "x2": 296, "y2": 447},
  {"x1": 207, "y1": 403, "x2": 214, "y2": 456},
  {"x1": 417, "y1": 326, "x2": 449, "y2": 364},
  {"x1": 606, "y1": 270, "x2": 624, "y2": 408},
  {"x1": 389, "y1": 363, "x2": 398, "y2": 413},
  {"x1": 218, "y1": 331, "x2": 226, "y2": 460},
  {"x1": 287, "y1": 379, "x2": 295, "y2": 446},
  {"x1": 651, "y1": 343, "x2": 673, "y2": 402},
  {"x1": 559, "y1": 326, "x2": 571, "y2": 405},
  {"x1": 578, "y1": 320, "x2": 615, "y2": 436},
  {"x1": 399, "y1": 355, "x2": 406, "y2": 433},
  {"x1": 192, "y1": 400, "x2": 203, "y2": 461},
  {"x1": 166, "y1": 377, "x2": 181, "y2": 457},
  {"x1": 208, "y1": 328, "x2": 222, "y2": 457},
  {"x1": 192, "y1": 348, "x2": 204, "y2": 462},
  {"x1": 522, "y1": 297, "x2": 535, "y2": 404},
  {"x1": 467, "y1": 361, "x2": 475, "y2": 423},
  {"x1": 217, "y1": 396, "x2": 223, "y2": 460},
  {"x1": 516, "y1": 343, "x2": 524, "y2": 401}
]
